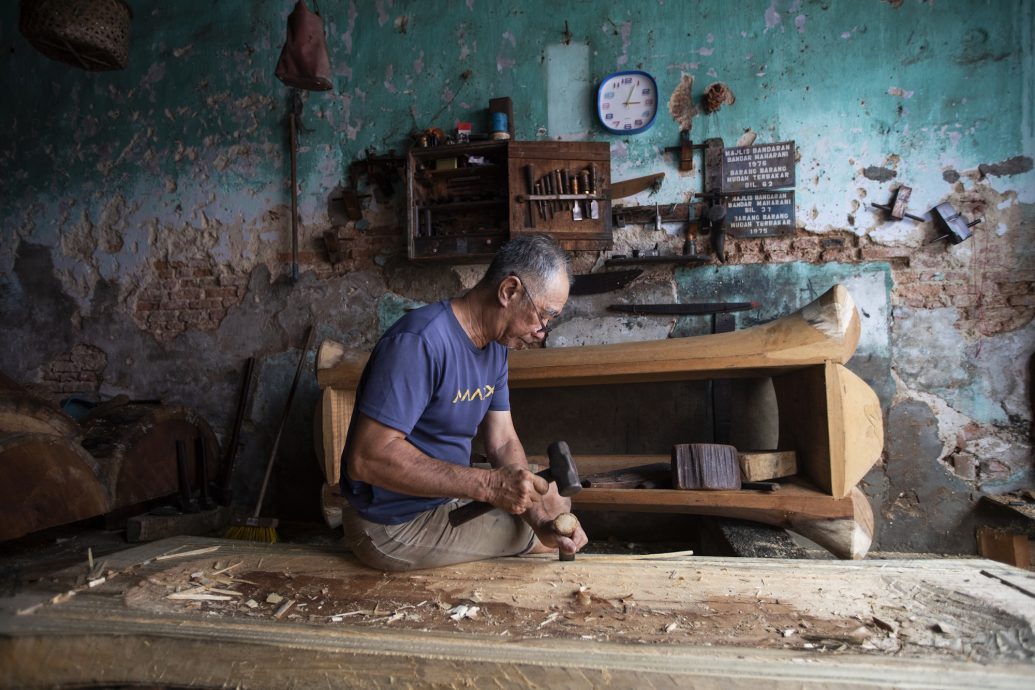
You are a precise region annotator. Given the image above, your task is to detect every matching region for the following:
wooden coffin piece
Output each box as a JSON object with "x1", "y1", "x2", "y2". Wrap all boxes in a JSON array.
[
  {"x1": 571, "y1": 477, "x2": 873, "y2": 560},
  {"x1": 0, "y1": 390, "x2": 80, "y2": 439},
  {"x1": 312, "y1": 387, "x2": 354, "y2": 488},
  {"x1": 772, "y1": 362, "x2": 884, "y2": 498},
  {"x1": 0, "y1": 432, "x2": 110, "y2": 541},
  {"x1": 81, "y1": 405, "x2": 221, "y2": 510}
]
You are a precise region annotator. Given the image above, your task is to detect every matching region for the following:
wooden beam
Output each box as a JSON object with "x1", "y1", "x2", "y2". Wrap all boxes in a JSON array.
[
  {"x1": 126, "y1": 506, "x2": 229, "y2": 543},
  {"x1": 2, "y1": 536, "x2": 1033, "y2": 689},
  {"x1": 316, "y1": 284, "x2": 861, "y2": 390}
]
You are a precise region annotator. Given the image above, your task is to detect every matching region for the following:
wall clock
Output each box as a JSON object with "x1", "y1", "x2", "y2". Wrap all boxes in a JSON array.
[{"x1": 596, "y1": 70, "x2": 658, "y2": 135}]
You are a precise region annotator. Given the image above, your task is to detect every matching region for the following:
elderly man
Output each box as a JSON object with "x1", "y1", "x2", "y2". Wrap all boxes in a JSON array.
[{"x1": 340, "y1": 234, "x2": 589, "y2": 571}]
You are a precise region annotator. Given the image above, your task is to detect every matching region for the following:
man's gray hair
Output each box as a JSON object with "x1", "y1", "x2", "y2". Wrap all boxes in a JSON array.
[{"x1": 480, "y1": 234, "x2": 572, "y2": 291}]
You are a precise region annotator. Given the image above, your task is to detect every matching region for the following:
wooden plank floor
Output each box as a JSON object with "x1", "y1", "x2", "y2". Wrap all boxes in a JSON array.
[{"x1": 1, "y1": 536, "x2": 1033, "y2": 689}]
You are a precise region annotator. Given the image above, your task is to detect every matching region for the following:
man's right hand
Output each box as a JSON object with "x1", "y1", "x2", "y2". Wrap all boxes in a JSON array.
[{"x1": 485, "y1": 465, "x2": 550, "y2": 515}]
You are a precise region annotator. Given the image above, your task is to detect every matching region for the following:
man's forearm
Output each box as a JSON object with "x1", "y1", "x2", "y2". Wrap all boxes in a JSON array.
[
  {"x1": 350, "y1": 437, "x2": 492, "y2": 502},
  {"x1": 486, "y1": 437, "x2": 530, "y2": 470}
]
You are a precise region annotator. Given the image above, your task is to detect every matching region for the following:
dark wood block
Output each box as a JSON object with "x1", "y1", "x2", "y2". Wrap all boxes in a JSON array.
[
  {"x1": 671, "y1": 443, "x2": 741, "y2": 490},
  {"x1": 126, "y1": 506, "x2": 229, "y2": 543}
]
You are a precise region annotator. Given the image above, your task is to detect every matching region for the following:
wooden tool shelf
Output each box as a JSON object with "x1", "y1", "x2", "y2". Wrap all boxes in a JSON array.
[{"x1": 406, "y1": 140, "x2": 612, "y2": 262}]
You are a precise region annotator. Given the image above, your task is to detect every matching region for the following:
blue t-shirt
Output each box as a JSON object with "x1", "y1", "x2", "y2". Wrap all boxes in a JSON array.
[{"x1": 340, "y1": 300, "x2": 510, "y2": 524}]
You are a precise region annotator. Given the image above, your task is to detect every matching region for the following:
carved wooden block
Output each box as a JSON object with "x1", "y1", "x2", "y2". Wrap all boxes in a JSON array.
[{"x1": 671, "y1": 443, "x2": 741, "y2": 490}]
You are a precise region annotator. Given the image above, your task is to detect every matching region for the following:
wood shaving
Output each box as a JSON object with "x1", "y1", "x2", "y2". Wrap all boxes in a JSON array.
[
  {"x1": 167, "y1": 592, "x2": 232, "y2": 601},
  {"x1": 50, "y1": 591, "x2": 76, "y2": 605},
  {"x1": 448, "y1": 604, "x2": 479, "y2": 621},
  {"x1": 273, "y1": 599, "x2": 294, "y2": 619},
  {"x1": 200, "y1": 587, "x2": 241, "y2": 597},
  {"x1": 156, "y1": 546, "x2": 220, "y2": 561}
]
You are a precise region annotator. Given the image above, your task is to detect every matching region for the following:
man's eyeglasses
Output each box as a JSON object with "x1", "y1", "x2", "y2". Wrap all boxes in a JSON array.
[{"x1": 513, "y1": 275, "x2": 551, "y2": 335}]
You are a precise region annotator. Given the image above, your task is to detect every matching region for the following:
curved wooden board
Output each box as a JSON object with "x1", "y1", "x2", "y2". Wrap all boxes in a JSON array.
[
  {"x1": 789, "y1": 487, "x2": 874, "y2": 560},
  {"x1": 828, "y1": 363, "x2": 884, "y2": 499},
  {"x1": 0, "y1": 390, "x2": 80, "y2": 439},
  {"x1": 0, "y1": 432, "x2": 110, "y2": 541},
  {"x1": 313, "y1": 387, "x2": 354, "y2": 487},
  {"x1": 772, "y1": 362, "x2": 884, "y2": 498},
  {"x1": 316, "y1": 284, "x2": 861, "y2": 390},
  {"x1": 508, "y1": 284, "x2": 860, "y2": 388}
]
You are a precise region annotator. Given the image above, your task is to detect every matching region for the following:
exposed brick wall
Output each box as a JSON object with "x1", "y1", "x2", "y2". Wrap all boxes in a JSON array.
[
  {"x1": 715, "y1": 222, "x2": 1033, "y2": 339},
  {"x1": 305, "y1": 223, "x2": 407, "y2": 280},
  {"x1": 134, "y1": 260, "x2": 248, "y2": 341},
  {"x1": 38, "y1": 343, "x2": 107, "y2": 399}
]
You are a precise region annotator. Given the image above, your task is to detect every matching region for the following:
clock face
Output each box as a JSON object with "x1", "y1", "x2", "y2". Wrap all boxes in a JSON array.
[{"x1": 596, "y1": 70, "x2": 658, "y2": 135}]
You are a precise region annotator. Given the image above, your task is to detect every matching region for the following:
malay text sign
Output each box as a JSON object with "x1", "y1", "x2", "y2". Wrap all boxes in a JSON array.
[
  {"x1": 721, "y1": 141, "x2": 795, "y2": 192},
  {"x1": 726, "y1": 190, "x2": 795, "y2": 238}
]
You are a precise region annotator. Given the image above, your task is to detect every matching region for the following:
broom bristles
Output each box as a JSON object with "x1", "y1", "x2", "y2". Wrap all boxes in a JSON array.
[{"x1": 225, "y1": 516, "x2": 279, "y2": 543}]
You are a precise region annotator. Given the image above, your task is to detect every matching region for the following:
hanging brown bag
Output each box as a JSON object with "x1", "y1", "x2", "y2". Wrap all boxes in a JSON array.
[{"x1": 274, "y1": 0, "x2": 333, "y2": 91}]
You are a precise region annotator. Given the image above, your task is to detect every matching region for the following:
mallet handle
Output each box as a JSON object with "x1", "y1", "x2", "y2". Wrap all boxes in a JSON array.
[{"x1": 448, "y1": 468, "x2": 553, "y2": 527}]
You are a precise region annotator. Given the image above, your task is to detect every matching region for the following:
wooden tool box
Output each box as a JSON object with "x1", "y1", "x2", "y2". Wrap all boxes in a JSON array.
[
  {"x1": 314, "y1": 285, "x2": 884, "y2": 559},
  {"x1": 405, "y1": 140, "x2": 612, "y2": 261}
]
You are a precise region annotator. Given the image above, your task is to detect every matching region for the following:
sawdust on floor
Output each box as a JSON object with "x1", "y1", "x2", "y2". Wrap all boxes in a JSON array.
[{"x1": 121, "y1": 555, "x2": 1035, "y2": 662}]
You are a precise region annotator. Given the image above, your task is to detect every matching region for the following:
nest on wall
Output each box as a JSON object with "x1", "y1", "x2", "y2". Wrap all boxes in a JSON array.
[{"x1": 703, "y1": 82, "x2": 736, "y2": 114}]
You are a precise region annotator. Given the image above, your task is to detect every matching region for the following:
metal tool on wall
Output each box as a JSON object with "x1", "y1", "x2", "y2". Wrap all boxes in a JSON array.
[
  {"x1": 871, "y1": 185, "x2": 982, "y2": 245},
  {"x1": 523, "y1": 164, "x2": 537, "y2": 228},
  {"x1": 702, "y1": 200, "x2": 728, "y2": 262},
  {"x1": 569, "y1": 269, "x2": 643, "y2": 295},
  {"x1": 521, "y1": 165, "x2": 608, "y2": 224}
]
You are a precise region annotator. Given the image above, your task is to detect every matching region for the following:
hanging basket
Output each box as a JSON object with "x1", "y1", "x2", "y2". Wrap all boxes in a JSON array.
[{"x1": 19, "y1": 0, "x2": 132, "y2": 71}]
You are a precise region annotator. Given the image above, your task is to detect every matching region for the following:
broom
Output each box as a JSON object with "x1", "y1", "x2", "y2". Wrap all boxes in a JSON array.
[{"x1": 226, "y1": 324, "x2": 315, "y2": 543}]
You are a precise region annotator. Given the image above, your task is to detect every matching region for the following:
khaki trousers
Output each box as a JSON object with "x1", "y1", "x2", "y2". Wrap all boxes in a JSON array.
[{"x1": 342, "y1": 499, "x2": 535, "y2": 572}]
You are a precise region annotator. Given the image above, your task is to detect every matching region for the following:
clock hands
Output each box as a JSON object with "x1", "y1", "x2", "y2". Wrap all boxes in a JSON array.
[{"x1": 623, "y1": 83, "x2": 636, "y2": 106}]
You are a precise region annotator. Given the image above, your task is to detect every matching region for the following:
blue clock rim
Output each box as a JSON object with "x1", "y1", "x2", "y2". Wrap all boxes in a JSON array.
[{"x1": 596, "y1": 69, "x2": 658, "y2": 135}]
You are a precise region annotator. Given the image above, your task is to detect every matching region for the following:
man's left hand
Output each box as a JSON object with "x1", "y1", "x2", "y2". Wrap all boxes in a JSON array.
[{"x1": 531, "y1": 515, "x2": 588, "y2": 558}]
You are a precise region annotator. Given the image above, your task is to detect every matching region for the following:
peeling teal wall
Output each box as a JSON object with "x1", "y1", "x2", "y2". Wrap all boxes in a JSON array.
[
  {"x1": 0, "y1": 0, "x2": 1032, "y2": 549},
  {"x1": 2, "y1": 0, "x2": 1032, "y2": 254}
]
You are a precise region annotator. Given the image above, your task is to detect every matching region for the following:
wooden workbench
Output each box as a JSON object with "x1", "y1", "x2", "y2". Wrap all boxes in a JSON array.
[{"x1": 1, "y1": 536, "x2": 1033, "y2": 688}]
